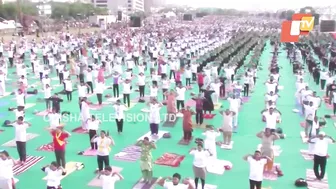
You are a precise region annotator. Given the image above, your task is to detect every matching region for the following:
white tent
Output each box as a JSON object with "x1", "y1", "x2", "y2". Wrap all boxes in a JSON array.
[{"x1": 165, "y1": 11, "x2": 176, "y2": 18}]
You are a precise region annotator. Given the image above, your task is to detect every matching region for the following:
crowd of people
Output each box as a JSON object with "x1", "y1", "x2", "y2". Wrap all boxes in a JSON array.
[{"x1": 0, "y1": 14, "x2": 335, "y2": 189}]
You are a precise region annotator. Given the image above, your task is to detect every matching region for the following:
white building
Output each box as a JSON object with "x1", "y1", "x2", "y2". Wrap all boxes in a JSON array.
[{"x1": 92, "y1": 0, "x2": 144, "y2": 14}]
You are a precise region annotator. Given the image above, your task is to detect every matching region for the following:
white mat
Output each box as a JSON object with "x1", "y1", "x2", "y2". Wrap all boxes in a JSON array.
[
  {"x1": 221, "y1": 141, "x2": 234, "y2": 149},
  {"x1": 300, "y1": 149, "x2": 314, "y2": 161},
  {"x1": 300, "y1": 131, "x2": 308, "y2": 143},
  {"x1": 137, "y1": 131, "x2": 167, "y2": 142},
  {"x1": 2, "y1": 133, "x2": 38, "y2": 147},
  {"x1": 257, "y1": 144, "x2": 282, "y2": 156},
  {"x1": 292, "y1": 109, "x2": 299, "y2": 113},
  {"x1": 43, "y1": 162, "x2": 82, "y2": 180},
  {"x1": 278, "y1": 86, "x2": 284, "y2": 90},
  {"x1": 51, "y1": 77, "x2": 58, "y2": 81},
  {"x1": 206, "y1": 159, "x2": 232, "y2": 175},
  {"x1": 141, "y1": 108, "x2": 150, "y2": 113},
  {"x1": 25, "y1": 103, "x2": 36, "y2": 109},
  {"x1": 0, "y1": 92, "x2": 11, "y2": 98},
  {"x1": 306, "y1": 169, "x2": 329, "y2": 189}
]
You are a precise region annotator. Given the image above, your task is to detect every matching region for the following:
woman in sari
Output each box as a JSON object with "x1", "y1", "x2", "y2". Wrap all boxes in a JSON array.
[
  {"x1": 97, "y1": 66, "x2": 105, "y2": 84},
  {"x1": 69, "y1": 58, "x2": 77, "y2": 75},
  {"x1": 136, "y1": 137, "x2": 156, "y2": 184},
  {"x1": 256, "y1": 128, "x2": 280, "y2": 172},
  {"x1": 164, "y1": 89, "x2": 177, "y2": 115}
]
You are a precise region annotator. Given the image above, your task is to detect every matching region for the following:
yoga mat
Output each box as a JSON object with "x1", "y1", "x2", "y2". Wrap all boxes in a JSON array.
[
  {"x1": 192, "y1": 123, "x2": 206, "y2": 129},
  {"x1": 263, "y1": 163, "x2": 280, "y2": 181},
  {"x1": 72, "y1": 127, "x2": 88, "y2": 134},
  {"x1": 162, "y1": 117, "x2": 179, "y2": 127},
  {"x1": 125, "y1": 103, "x2": 137, "y2": 111},
  {"x1": 82, "y1": 148, "x2": 97, "y2": 156},
  {"x1": 257, "y1": 144, "x2": 282, "y2": 157},
  {"x1": 300, "y1": 132, "x2": 308, "y2": 143},
  {"x1": 203, "y1": 114, "x2": 216, "y2": 119},
  {"x1": 189, "y1": 181, "x2": 217, "y2": 189},
  {"x1": 206, "y1": 159, "x2": 233, "y2": 175},
  {"x1": 220, "y1": 141, "x2": 234, "y2": 150},
  {"x1": 141, "y1": 108, "x2": 150, "y2": 113},
  {"x1": 154, "y1": 153, "x2": 185, "y2": 167},
  {"x1": 0, "y1": 92, "x2": 11, "y2": 98},
  {"x1": 25, "y1": 103, "x2": 36, "y2": 109},
  {"x1": 300, "y1": 150, "x2": 314, "y2": 161},
  {"x1": 37, "y1": 142, "x2": 54, "y2": 152},
  {"x1": 87, "y1": 166, "x2": 123, "y2": 187},
  {"x1": 178, "y1": 137, "x2": 193, "y2": 145},
  {"x1": 242, "y1": 96, "x2": 250, "y2": 103},
  {"x1": 306, "y1": 169, "x2": 329, "y2": 189},
  {"x1": 132, "y1": 177, "x2": 159, "y2": 189},
  {"x1": 35, "y1": 110, "x2": 49, "y2": 116},
  {"x1": 185, "y1": 99, "x2": 196, "y2": 107},
  {"x1": 89, "y1": 104, "x2": 104, "y2": 110},
  {"x1": 214, "y1": 103, "x2": 222, "y2": 110},
  {"x1": 2, "y1": 133, "x2": 39, "y2": 147},
  {"x1": 43, "y1": 162, "x2": 82, "y2": 180},
  {"x1": 13, "y1": 155, "x2": 44, "y2": 175},
  {"x1": 114, "y1": 145, "x2": 141, "y2": 162},
  {"x1": 137, "y1": 131, "x2": 167, "y2": 142}
]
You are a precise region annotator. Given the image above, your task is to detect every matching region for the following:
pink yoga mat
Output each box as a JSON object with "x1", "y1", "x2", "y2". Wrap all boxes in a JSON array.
[
  {"x1": 36, "y1": 110, "x2": 49, "y2": 116},
  {"x1": 325, "y1": 103, "x2": 333, "y2": 109},
  {"x1": 82, "y1": 149, "x2": 97, "y2": 156},
  {"x1": 185, "y1": 100, "x2": 196, "y2": 107}
]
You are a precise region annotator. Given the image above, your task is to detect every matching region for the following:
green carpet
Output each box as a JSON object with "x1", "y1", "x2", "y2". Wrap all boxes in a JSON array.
[{"x1": 1, "y1": 42, "x2": 335, "y2": 189}]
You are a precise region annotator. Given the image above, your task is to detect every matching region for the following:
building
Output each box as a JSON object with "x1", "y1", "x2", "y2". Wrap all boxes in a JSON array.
[
  {"x1": 125, "y1": 0, "x2": 144, "y2": 13},
  {"x1": 144, "y1": 0, "x2": 165, "y2": 12},
  {"x1": 92, "y1": 0, "x2": 144, "y2": 14}
]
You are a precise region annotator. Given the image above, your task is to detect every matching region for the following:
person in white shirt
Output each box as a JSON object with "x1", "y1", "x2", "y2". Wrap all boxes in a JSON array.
[
  {"x1": 100, "y1": 166, "x2": 123, "y2": 189},
  {"x1": 80, "y1": 97, "x2": 91, "y2": 130},
  {"x1": 122, "y1": 79, "x2": 132, "y2": 107},
  {"x1": 185, "y1": 66, "x2": 192, "y2": 86},
  {"x1": 303, "y1": 101, "x2": 317, "y2": 137},
  {"x1": 265, "y1": 78, "x2": 278, "y2": 94},
  {"x1": 320, "y1": 70, "x2": 328, "y2": 90},
  {"x1": 210, "y1": 80, "x2": 221, "y2": 105},
  {"x1": 262, "y1": 108, "x2": 280, "y2": 132},
  {"x1": 47, "y1": 109, "x2": 61, "y2": 129},
  {"x1": 243, "y1": 151, "x2": 271, "y2": 189},
  {"x1": 308, "y1": 132, "x2": 335, "y2": 180},
  {"x1": 149, "y1": 84, "x2": 158, "y2": 99},
  {"x1": 227, "y1": 95, "x2": 241, "y2": 131},
  {"x1": 176, "y1": 84, "x2": 186, "y2": 114},
  {"x1": 42, "y1": 161, "x2": 66, "y2": 189},
  {"x1": 16, "y1": 89, "x2": 25, "y2": 109},
  {"x1": 202, "y1": 127, "x2": 220, "y2": 160},
  {"x1": 11, "y1": 116, "x2": 31, "y2": 164},
  {"x1": 113, "y1": 100, "x2": 127, "y2": 134},
  {"x1": 85, "y1": 68, "x2": 94, "y2": 94},
  {"x1": 147, "y1": 99, "x2": 163, "y2": 136},
  {"x1": 0, "y1": 150, "x2": 16, "y2": 189},
  {"x1": 157, "y1": 173, "x2": 195, "y2": 189},
  {"x1": 91, "y1": 130, "x2": 115, "y2": 172},
  {"x1": 137, "y1": 72, "x2": 146, "y2": 101},
  {"x1": 0, "y1": 70, "x2": 6, "y2": 96},
  {"x1": 63, "y1": 77, "x2": 73, "y2": 101},
  {"x1": 264, "y1": 91, "x2": 279, "y2": 104},
  {"x1": 219, "y1": 109, "x2": 235, "y2": 145},
  {"x1": 44, "y1": 84, "x2": 53, "y2": 110},
  {"x1": 87, "y1": 115, "x2": 101, "y2": 150},
  {"x1": 189, "y1": 144, "x2": 211, "y2": 189}
]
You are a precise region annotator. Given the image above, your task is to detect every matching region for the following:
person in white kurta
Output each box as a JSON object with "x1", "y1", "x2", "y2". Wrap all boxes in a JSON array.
[
  {"x1": 81, "y1": 98, "x2": 91, "y2": 130},
  {"x1": 0, "y1": 71, "x2": 5, "y2": 96},
  {"x1": 308, "y1": 117, "x2": 320, "y2": 154},
  {"x1": 202, "y1": 128, "x2": 220, "y2": 160},
  {"x1": 148, "y1": 99, "x2": 162, "y2": 136}
]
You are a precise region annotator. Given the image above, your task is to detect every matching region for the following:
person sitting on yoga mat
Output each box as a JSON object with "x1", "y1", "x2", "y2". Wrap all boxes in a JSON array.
[
  {"x1": 136, "y1": 137, "x2": 156, "y2": 184},
  {"x1": 100, "y1": 166, "x2": 124, "y2": 189},
  {"x1": 243, "y1": 151, "x2": 271, "y2": 189},
  {"x1": 51, "y1": 127, "x2": 71, "y2": 171},
  {"x1": 189, "y1": 143, "x2": 211, "y2": 189},
  {"x1": 0, "y1": 150, "x2": 16, "y2": 189},
  {"x1": 42, "y1": 161, "x2": 66, "y2": 189},
  {"x1": 92, "y1": 130, "x2": 114, "y2": 172},
  {"x1": 157, "y1": 173, "x2": 195, "y2": 189}
]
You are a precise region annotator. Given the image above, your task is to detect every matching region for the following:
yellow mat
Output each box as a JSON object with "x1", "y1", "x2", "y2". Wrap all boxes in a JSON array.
[
  {"x1": 42, "y1": 161, "x2": 82, "y2": 180},
  {"x1": 192, "y1": 123, "x2": 206, "y2": 129},
  {"x1": 214, "y1": 103, "x2": 222, "y2": 110},
  {"x1": 0, "y1": 92, "x2": 11, "y2": 98}
]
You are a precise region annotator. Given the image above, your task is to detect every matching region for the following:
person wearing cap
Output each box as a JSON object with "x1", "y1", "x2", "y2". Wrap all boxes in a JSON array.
[{"x1": 308, "y1": 132, "x2": 335, "y2": 180}]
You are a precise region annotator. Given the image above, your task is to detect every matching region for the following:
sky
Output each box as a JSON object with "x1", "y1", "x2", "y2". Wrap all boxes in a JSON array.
[{"x1": 165, "y1": 0, "x2": 334, "y2": 11}]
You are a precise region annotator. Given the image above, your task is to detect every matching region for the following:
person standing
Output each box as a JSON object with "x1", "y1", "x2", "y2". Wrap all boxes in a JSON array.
[
  {"x1": 189, "y1": 143, "x2": 211, "y2": 189},
  {"x1": 87, "y1": 115, "x2": 101, "y2": 150},
  {"x1": 51, "y1": 127, "x2": 71, "y2": 170},
  {"x1": 148, "y1": 98, "x2": 163, "y2": 137},
  {"x1": 243, "y1": 151, "x2": 271, "y2": 189},
  {"x1": 63, "y1": 77, "x2": 73, "y2": 102},
  {"x1": 11, "y1": 116, "x2": 31, "y2": 165},
  {"x1": 202, "y1": 126, "x2": 220, "y2": 161},
  {"x1": 0, "y1": 150, "x2": 16, "y2": 189},
  {"x1": 92, "y1": 131, "x2": 114, "y2": 172},
  {"x1": 136, "y1": 137, "x2": 156, "y2": 184},
  {"x1": 308, "y1": 132, "x2": 335, "y2": 180},
  {"x1": 81, "y1": 97, "x2": 91, "y2": 130},
  {"x1": 181, "y1": 106, "x2": 195, "y2": 142},
  {"x1": 95, "y1": 80, "x2": 105, "y2": 106},
  {"x1": 191, "y1": 93, "x2": 204, "y2": 126},
  {"x1": 113, "y1": 100, "x2": 127, "y2": 134},
  {"x1": 41, "y1": 161, "x2": 66, "y2": 189},
  {"x1": 157, "y1": 173, "x2": 195, "y2": 189},
  {"x1": 256, "y1": 129, "x2": 280, "y2": 172},
  {"x1": 100, "y1": 166, "x2": 124, "y2": 189},
  {"x1": 219, "y1": 109, "x2": 235, "y2": 145}
]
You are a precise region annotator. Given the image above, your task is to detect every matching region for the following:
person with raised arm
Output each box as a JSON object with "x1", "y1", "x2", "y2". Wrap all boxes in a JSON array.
[
  {"x1": 100, "y1": 166, "x2": 124, "y2": 189},
  {"x1": 243, "y1": 151, "x2": 271, "y2": 189},
  {"x1": 41, "y1": 161, "x2": 66, "y2": 189},
  {"x1": 91, "y1": 130, "x2": 114, "y2": 173},
  {"x1": 136, "y1": 137, "x2": 156, "y2": 184},
  {"x1": 50, "y1": 127, "x2": 71, "y2": 170},
  {"x1": 0, "y1": 150, "x2": 17, "y2": 189},
  {"x1": 189, "y1": 143, "x2": 211, "y2": 189},
  {"x1": 11, "y1": 116, "x2": 32, "y2": 165},
  {"x1": 157, "y1": 173, "x2": 195, "y2": 189}
]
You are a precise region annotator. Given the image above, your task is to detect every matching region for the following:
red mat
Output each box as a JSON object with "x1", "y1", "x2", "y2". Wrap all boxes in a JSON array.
[
  {"x1": 203, "y1": 114, "x2": 216, "y2": 119},
  {"x1": 154, "y1": 153, "x2": 185, "y2": 167},
  {"x1": 37, "y1": 143, "x2": 54, "y2": 152},
  {"x1": 72, "y1": 127, "x2": 88, "y2": 134}
]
